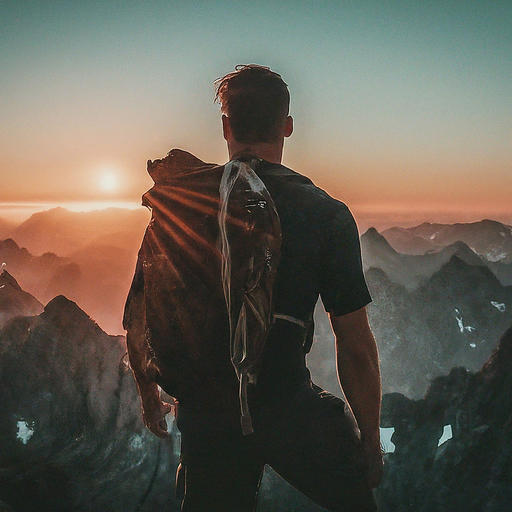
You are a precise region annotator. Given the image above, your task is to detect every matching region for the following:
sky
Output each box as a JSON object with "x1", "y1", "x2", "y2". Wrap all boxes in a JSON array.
[{"x1": 1, "y1": 0, "x2": 511, "y2": 226}]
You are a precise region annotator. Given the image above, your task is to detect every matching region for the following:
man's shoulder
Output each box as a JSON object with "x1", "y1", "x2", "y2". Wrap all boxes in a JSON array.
[{"x1": 257, "y1": 161, "x2": 351, "y2": 218}]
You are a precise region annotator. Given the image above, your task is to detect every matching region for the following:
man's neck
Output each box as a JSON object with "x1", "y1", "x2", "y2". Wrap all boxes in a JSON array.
[{"x1": 227, "y1": 139, "x2": 284, "y2": 164}]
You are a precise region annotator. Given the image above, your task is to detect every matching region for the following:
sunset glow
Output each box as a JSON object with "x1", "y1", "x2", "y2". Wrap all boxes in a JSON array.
[
  {"x1": 99, "y1": 173, "x2": 118, "y2": 192},
  {"x1": 0, "y1": 1, "x2": 510, "y2": 225}
]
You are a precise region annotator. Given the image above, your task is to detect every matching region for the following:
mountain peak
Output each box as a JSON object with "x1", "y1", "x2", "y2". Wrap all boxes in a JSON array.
[
  {"x1": 0, "y1": 270, "x2": 44, "y2": 328},
  {"x1": 432, "y1": 254, "x2": 500, "y2": 287},
  {"x1": 42, "y1": 295, "x2": 101, "y2": 333},
  {"x1": 1, "y1": 238, "x2": 21, "y2": 251},
  {"x1": 0, "y1": 269, "x2": 22, "y2": 290},
  {"x1": 440, "y1": 241, "x2": 483, "y2": 266},
  {"x1": 361, "y1": 227, "x2": 397, "y2": 255}
]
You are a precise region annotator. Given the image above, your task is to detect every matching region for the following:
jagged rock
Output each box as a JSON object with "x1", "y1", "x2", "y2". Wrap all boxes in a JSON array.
[
  {"x1": 0, "y1": 239, "x2": 70, "y2": 307},
  {"x1": 487, "y1": 259, "x2": 512, "y2": 286},
  {"x1": 404, "y1": 220, "x2": 512, "y2": 264},
  {"x1": 361, "y1": 228, "x2": 486, "y2": 290},
  {"x1": 380, "y1": 226, "x2": 438, "y2": 255},
  {"x1": 0, "y1": 270, "x2": 43, "y2": 328},
  {"x1": 0, "y1": 296, "x2": 180, "y2": 512},
  {"x1": 377, "y1": 325, "x2": 512, "y2": 512},
  {"x1": 0, "y1": 235, "x2": 139, "y2": 335},
  {"x1": 366, "y1": 256, "x2": 512, "y2": 397}
]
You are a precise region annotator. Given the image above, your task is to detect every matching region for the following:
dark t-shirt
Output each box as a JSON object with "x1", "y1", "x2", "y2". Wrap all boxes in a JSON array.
[
  {"x1": 251, "y1": 160, "x2": 371, "y2": 399},
  {"x1": 257, "y1": 160, "x2": 370, "y2": 319},
  {"x1": 127, "y1": 151, "x2": 371, "y2": 432}
]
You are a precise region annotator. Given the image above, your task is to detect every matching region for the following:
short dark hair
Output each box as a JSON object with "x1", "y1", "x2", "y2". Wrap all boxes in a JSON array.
[{"x1": 214, "y1": 64, "x2": 290, "y2": 144}]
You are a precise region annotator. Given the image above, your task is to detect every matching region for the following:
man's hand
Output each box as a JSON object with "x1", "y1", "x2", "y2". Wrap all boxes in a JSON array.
[
  {"x1": 125, "y1": 293, "x2": 174, "y2": 439},
  {"x1": 142, "y1": 398, "x2": 173, "y2": 438}
]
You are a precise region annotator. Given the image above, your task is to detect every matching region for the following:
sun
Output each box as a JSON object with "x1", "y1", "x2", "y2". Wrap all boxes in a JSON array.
[{"x1": 99, "y1": 173, "x2": 118, "y2": 192}]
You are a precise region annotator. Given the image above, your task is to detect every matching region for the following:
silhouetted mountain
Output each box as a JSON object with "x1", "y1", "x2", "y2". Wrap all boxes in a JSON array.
[
  {"x1": 487, "y1": 259, "x2": 512, "y2": 286},
  {"x1": 361, "y1": 227, "x2": 485, "y2": 289},
  {"x1": 0, "y1": 270, "x2": 43, "y2": 328},
  {"x1": 0, "y1": 238, "x2": 69, "y2": 303},
  {"x1": 366, "y1": 256, "x2": 512, "y2": 398},
  {"x1": 0, "y1": 295, "x2": 179, "y2": 512},
  {"x1": 0, "y1": 236, "x2": 138, "y2": 334},
  {"x1": 380, "y1": 226, "x2": 438, "y2": 255},
  {"x1": 401, "y1": 219, "x2": 512, "y2": 263},
  {"x1": 378, "y1": 324, "x2": 512, "y2": 511},
  {"x1": 12, "y1": 207, "x2": 150, "y2": 256}
]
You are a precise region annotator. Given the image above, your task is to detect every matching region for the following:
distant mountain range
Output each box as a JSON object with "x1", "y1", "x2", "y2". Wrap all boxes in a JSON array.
[
  {"x1": 382, "y1": 219, "x2": 512, "y2": 263},
  {"x1": 367, "y1": 256, "x2": 512, "y2": 397},
  {"x1": 11, "y1": 206, "x2": 149, "y2": 256},
  {"x1": 0, "y1": 238, "x2": 69, "y2": 304},
  {"x1": 0, "y1": 207, "x2": 150, "y2": 333},
  {"x1": 313, "y1": 219, "x2": 512, "y2": 399},
  {"x1": 0, "y1": 270, "x2": 43, "y2": 328},
  {"x1": 361, "y1": 228, "x2": 485, "y2": 289},
  {"x1": 362, "y1": 220, "x2": 512, "y2": 287},
  {"x1": 0, "y1": 236, "x2": 141, "y2": 335},
  {"x1": 2, "y1": 207, "x2": 511, "y2": 396},
  {"x1": 308, "y1": 253, "x2": 512, "y2": 399}
]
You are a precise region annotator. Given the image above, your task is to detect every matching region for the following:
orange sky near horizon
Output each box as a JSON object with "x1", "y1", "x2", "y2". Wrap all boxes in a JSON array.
[{"x1": 1, "y1": 1, "x2": 511, "y2": 223}]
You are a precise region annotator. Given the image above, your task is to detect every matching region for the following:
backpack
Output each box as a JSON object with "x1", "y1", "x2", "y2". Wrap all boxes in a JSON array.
[{"x1": 124, "y1": 149, "x2": 281, "y2": 434}]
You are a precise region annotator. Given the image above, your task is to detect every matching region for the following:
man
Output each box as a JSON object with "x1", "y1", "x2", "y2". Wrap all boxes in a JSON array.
[{"x1": 125, "y1": 65, "x2": 382, "y2": 511}]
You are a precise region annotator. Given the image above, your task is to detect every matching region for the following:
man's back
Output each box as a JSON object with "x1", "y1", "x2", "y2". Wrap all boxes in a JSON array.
[
  {"x1": 125, "y1": 64, "x2": 382, "y2": 512},
  {"x1": 250, "y1": 160, "x2": 371, "y2": 399}
]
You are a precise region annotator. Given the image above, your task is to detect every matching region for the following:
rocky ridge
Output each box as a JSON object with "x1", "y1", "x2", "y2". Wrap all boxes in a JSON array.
[
  {"x1": 378, "y1": 324, "x2": 512, "y2": 511},
  {"x1": 0, "y1": 270, "x2": 43, "y2": 328},
  {"x1": 383, "y1": 219, "x2": 512, "y2": 263},
  {"x1": 0, "y1": 294, "x2": 180, "y2": 512}
]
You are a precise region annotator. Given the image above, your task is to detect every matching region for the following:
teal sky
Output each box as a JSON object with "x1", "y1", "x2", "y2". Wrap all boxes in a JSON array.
[{"x1": 1, "y1": 0, "x2": 511, "y2": 218}]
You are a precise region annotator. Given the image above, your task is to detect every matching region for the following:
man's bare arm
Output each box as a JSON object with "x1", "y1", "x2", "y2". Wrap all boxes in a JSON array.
[
  {"x1": 125, "y1": 288, "x2": 172, "y2": 438},
  {"x1": 330, "y1": 306, "x2": 383, "y2": 488}
]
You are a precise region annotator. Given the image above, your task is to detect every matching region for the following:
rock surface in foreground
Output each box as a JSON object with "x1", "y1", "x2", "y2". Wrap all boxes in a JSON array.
[
  {"x1": 0, "y1": 295, "x2": 180, "y2": 512},
  {"x1": 378, "y1": 324, "x2": 512, "y2": 511}
]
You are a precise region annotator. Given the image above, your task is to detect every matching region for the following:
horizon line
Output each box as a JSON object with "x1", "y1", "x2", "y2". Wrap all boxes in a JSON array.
[{"x1": 0, "y1": 200, "x2": 511, "y2": 232}]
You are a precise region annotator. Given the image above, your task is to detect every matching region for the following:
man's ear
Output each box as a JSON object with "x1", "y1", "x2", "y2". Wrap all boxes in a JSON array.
[
  {"x1": 222, "y1": 114, "x2": 231, "y2": 141},
  {"x1": 284, "y1": 116, "x2": 293, "y2": 138}
]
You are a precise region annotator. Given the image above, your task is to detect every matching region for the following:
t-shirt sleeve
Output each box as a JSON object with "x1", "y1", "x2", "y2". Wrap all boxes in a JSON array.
[{"x1": 319, "y1": 203, "x2": 371, "y2": 317}]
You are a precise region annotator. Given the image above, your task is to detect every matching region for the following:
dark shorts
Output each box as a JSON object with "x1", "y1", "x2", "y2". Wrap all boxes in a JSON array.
[{"x1": 175, "y1": 384, "x2": 377, "y2": 512}]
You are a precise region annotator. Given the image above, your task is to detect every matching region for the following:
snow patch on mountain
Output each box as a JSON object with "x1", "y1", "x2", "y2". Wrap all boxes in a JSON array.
[
  {"x1": 380, "y1": 427, "x2": 396, "y2": 453},
  {"x1": 491, "y1": 301, "x2": 506, "y2": 312},
  {"x1": 454, "y1": 309, "x2": 475, "y2": 333},
  {"x1": 438, "y1": 425, "x2": 453, "y2": 446},
  {"x1": 16, "y1": 420, "x2": 34, "y2": 444},
  {"x1": 485, "y1": 248, "x2": 508, "y2": 262}
]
